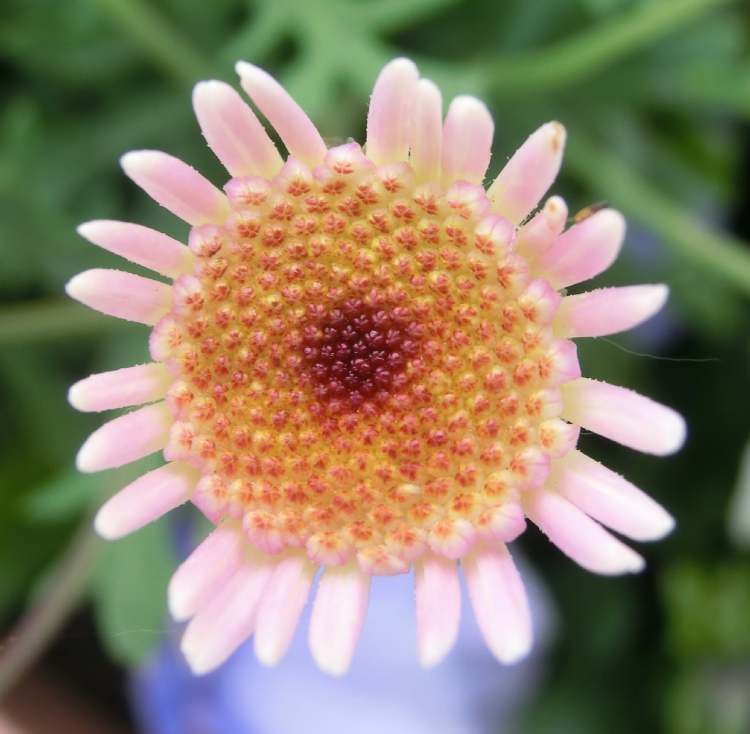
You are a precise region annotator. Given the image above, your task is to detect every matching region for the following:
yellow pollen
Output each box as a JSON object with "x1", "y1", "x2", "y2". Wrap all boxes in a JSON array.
[{"x1": 155, "y1": 148, "x2": 567, "y2": 571}]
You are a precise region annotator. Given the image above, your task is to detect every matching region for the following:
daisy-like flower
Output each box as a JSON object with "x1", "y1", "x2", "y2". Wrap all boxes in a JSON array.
[{"x1": 67, "y1": 58, "x2": 685, "y2": 676}]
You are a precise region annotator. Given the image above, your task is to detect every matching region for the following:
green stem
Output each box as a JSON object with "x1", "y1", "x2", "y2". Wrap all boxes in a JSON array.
[
  {"x1": 486, "y1": 0, "x2": 735, "y2": 92},
  {"x1": 87, "y1": 0, "x2": 210, "y2": 84},
  {"x1": 0, "y1": 520, "x2": 100, "y2": 699},
  {"x1": 0, "y1": 300, "x2": 128, "y2": 346},
  {"x1": 566, "y1": 136, "x2": 750, "y2": 295}
]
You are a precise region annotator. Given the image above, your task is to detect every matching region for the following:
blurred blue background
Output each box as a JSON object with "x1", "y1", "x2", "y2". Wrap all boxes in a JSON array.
[{"x1": 1, "y1": 0, "x2": 750, "y2": 732}]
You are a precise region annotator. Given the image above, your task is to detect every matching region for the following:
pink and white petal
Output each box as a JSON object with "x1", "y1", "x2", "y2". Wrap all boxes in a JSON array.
[
  {"x1": 415, "y1": 552, "x2": 460, "y2": 668},
  {"x1": 181, "y1": 555, "x2": 275, "y2": 674},
  {"x1": 121, "y1": 150, "x2": 229, "y2": 226},
  {"x1": 488, "y1": 122, "x2": 566, "y2": 224},
  {"x1": 168, "y1": 524, "x2": 245, "y2": 621},
  {"x1": 76, "y1": 402, "x2": 172, "y2": 473},
  {"x1": 556, "y1": 285, "x2": 669, "y2": 338},
  {"x1": 515, "y1": 195, "x2": 568, "y2": 260},
  {"x1": 554, "y1": 450, "x2": 675, "y2": 541},
  {"x1": 410, "y1": 78, "x2": 443, "y2": 181},
  {"x1": 66, "y1": 269, "x2": 171, "y2": 325},
  {"x1": 536, "y1": 209, "x2": 625, "y2": 289},
  {"x1": 69, "y1": 363, "x2": 170, "y2": 412},
  {"x1": 254, "y1": 553, "x2": 317, "y2": 666},
  {"x1": 441, "y1": 96, "x2": 493, "y2": 185},
  {"x1": 463, "y1": 543, "x2": 532, "y2": 664},
  {"x1": 524, "y1": 489, "x2": 644, "y2": 574},
  {"x1": 94, "y1": 461, "x2": 197, "y2": 539},
  {"x1": 77, "y1": 220, "x2": 192, "y2": 278},
  {"x1": 235, "y1": 61, "x2": 327, "y2": 167},
  {"x1": 309, "y1": 562, "x2": 371, "y2": 676},
  {"x1": 193, "y1": 80, "x2": 283, "y2": 179},
  {"x1": 366, "y1": 58, "x2": 419, "y2": 166},
  {"x1": 562, "y1": 378, "x2": 686, "y2": 456}
]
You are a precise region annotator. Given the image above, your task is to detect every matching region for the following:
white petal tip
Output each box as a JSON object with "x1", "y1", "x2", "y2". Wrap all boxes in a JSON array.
[
  {"x1": 234, "y1": 60, "x2": 260, "y2": 81},
  {"x1": 180, "y1": 640, "x2": 218, "y2": 676},
  {"x1": 254, "y1": 641, "x2": 283, "y2": 668},
  {"x1": 496, "y1": 639, "x2": 533, "y2": 665},
  {"x1": 67, "y1": 382, "x2": 85, "y2": 411},
  {"x1": 653, "y1": 411, "x2": 687, "y2": 456},
  {"x1": 64, "y1": 272, "x2": 88, "y2": 303},
  {"x1": 75, "y1": 441, "x2": 99, "y2": 474},
  {"x1": 93, "y1": 507, "x2": 122, "y2": 540},
  {"x1": 417, "y1": 645, "x2": 449, "y2": 669}
]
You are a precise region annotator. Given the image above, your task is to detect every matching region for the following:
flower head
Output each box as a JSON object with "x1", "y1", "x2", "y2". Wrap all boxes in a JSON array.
[{"x1": 67, "y1": 58, "x2": 685, "y2": 676}]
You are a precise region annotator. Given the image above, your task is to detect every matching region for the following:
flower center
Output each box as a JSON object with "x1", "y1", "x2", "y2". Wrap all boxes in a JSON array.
[
  {"x1": 301, "y1": 301, "x2": 418, "y2": 413},
  {"x1": 151, "y1": 144, "x2": 574, "y2": 572}
]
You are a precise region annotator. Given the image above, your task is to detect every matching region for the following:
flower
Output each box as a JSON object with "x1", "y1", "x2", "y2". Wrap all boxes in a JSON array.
[{"x1": 67, "y1": 58, "x2": 685, "y2": 676}]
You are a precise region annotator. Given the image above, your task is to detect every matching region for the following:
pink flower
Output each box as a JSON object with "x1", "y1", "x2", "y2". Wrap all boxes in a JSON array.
[{"x1": 67, "y1": 58, "x2": 685, "y2": 676}]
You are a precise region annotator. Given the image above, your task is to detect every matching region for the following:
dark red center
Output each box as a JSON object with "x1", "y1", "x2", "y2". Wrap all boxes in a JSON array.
[{"x1": 300, "y1": 300, "x2": 420, "y2": 412}]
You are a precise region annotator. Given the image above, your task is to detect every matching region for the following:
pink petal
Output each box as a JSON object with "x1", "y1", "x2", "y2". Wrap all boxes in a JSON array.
[
  {"x1": 441, "y1": 95, "x2": 493, "y2": 185},
  {"x1": 309, "y1": 563, "x2": 371, "y2": 676},
  {"x1": 562, "y1": 377, "x2": 686, "y2": 456},
  {"x1": 556, "y1": 285, "x2": 669, "y2": 338},
  {"x1": 181, "y1": 555, "x2": 275, "y2": 674},
  {"x1": 415, "y1": 552, "x2": 460, "y2": 667},
  {"x1": 525, "y1": 489, "x2": 644, "y2": 574},
  {"x1": 193, "y1": 80, "x2": 283, "y2": 179},
  {"x1": 121, "y1": 150, "x2": 229, "y2": 226},
  {"x1": 76, "y1": 402, "x2": 171, "y2": 473},
  {"x1": 68, "y1": 363, "x2": 170, "y2": 412},
  {"x1": 554, "y1": 450, "x2": 675, "y2": 541},
  {"x1": 94, "y1": 461, "x2": 196, "y2": 539},
  {"x1": 76, "y1": 220, "x2": 192, "y2": 278},
  {"x1": 254, "y1": 554, "x2": 316, "y2": 666},
  {"x1": 463, "y1": 543, "x2": 532, "y2": 664},
  {"x1": 536, "y1": 209, "x2": 625, "y2": 289},
  {"x1": 235, "y1": 61, "x2": 327, "y2": 167},
  {"x1": 66, "y1": 269, "x2": 171, "y2": 325},
  {"x1": 168, "y1": 525, "x2": 245, "y2": 621},
  {"x1": 488, "y1": 122, "x2": 566, "y2": 224},
  {"x1": 515, "y1": 195, "x2": 568, "y2": 259},
  {"x1": 410, "y1": 78, "x2": 442, "y2": 181},
  {"x1": 366, "y1": 58, "x2": 419, "y2": 166}
]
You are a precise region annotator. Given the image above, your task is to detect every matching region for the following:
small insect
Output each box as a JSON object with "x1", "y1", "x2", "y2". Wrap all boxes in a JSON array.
[{"x1": 573, "y1": 201, "x2": 609, "y2": 223}]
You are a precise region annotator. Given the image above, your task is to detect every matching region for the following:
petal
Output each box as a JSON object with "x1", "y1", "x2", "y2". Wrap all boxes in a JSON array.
[
  {"x1": 441, "y1": 96, "x2": 493, "y2": 185},
  {"x1": 309, "y1": 563, "x2": 371, "y2": 676},
  {"x1": 562, "y1": 377, "x2": 686, "y2": 456},
  {"x1": 554, "y1": 450, "x2": 675, "y2": 541},
  {"x1": 120, "y1": 150, "x2": 229, "y2": 226},
  {"x1": 168, "y1": 525, "x2": 245, "y2": 621},
  {"x1": 76, "y1": 402, "x2": 171, "y2": 473},
  {"x1": 68, "y1": 363, "x2": 170, "y2": 412},
  {"x1": 463, "y1": 543, "x2": 532, "y2": 664},
  {"x1": 536, "y1": 209, "x2": 625, "y2": 289},
  {"x1": 524, "y1": 488, "x2": 644, "y2": 574},
  {"x1": 366, "y1": 58, "x2": 419, "y2": 166},
  {"x1": 556, "y1": 285, "x2": 669, "y2": 338},
  {"x1": 235, "y1": 61, "x2": 327, "y2": 167},
  {"x1": 410, "y1": 78, "x2": 442, "y2": 181},
  {"x1": 181, "y1": 555, "x2": 275, "y2": 674},
  {"x1": 515, "y1": 195, "x2": 568, "y2": 260},
  {"x1": 488, "y1": 122, "x2": 566, "y2": 224},
  {"x1": 254, "y1": 554, "x2": 316, "y2": 666},
  {"x1": 192, "y1": 80, "x2": 283, "y2": 179},
  {"x1": 94, "y1": 461, "x2": 196, "y2": 539},
  {"x1": 77, "y1": 220, "x2": 192, "y2": 278},
  {"x1": 66, "y1": 269, "x2": 171, "y2": 325},
  {"x1": 415, "y1": 552, "x2": 460, "y2": 668}
]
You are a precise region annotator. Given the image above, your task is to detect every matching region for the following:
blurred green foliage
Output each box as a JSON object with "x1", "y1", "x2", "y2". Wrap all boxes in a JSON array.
[{"x1": 2, "y1": 0, "x2": 750, "y2": 732}]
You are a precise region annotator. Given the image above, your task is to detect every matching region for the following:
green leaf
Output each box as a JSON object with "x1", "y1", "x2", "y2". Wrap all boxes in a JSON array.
[{"x1": 92, "y1": 520, "x2": 175, "y2": 666}]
